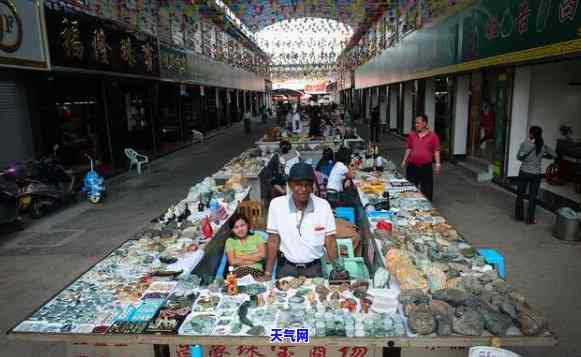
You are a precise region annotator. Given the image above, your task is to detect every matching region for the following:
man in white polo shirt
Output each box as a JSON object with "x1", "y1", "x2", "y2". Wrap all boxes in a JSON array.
[{"x1": 265, "y1": 162, "x2": 338, "y2": 278}]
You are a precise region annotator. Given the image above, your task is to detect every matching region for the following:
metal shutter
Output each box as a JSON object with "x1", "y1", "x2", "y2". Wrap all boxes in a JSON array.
[{"x1": 0, "y1": 80, "x2": 32, "y2": 167}]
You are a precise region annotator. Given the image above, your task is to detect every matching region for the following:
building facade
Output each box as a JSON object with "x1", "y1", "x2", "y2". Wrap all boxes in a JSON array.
[{"x1": 341, "y1": 0, "x2": 581, "y2": 209}]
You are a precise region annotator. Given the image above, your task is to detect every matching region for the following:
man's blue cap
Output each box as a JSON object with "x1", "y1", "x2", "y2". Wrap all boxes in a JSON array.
[{"x1": 288, "y1": 162, "x2": 315, "y2": 182}]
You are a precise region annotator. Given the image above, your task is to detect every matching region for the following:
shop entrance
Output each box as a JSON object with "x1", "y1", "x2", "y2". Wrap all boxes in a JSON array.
[
  {"x1": 37, "y1": 75, "x2": 111, "y2": 175},
  {"x1": 467, "y1": 69, "x2": 512, "y2": 177},
  {"x1": 158, "y1": 83, "x2": 184, "y2": 154},
  {"x1": 183, "y1": 85, "x2": 203, "y2": 141},
  {"x1": 434, "y1": 76, "x2": 454, "y2": 159}
]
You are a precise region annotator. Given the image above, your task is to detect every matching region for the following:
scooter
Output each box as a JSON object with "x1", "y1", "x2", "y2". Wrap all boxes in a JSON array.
[
  {"x1": 2, "y1": 145, "x2": 75, "y2": 218},
  {"x1": 81, "y1": 155, "x2": 105, "y2": 204},
  {"x1": 0, "y1": 173, "x2": 20, "y2": 225}
]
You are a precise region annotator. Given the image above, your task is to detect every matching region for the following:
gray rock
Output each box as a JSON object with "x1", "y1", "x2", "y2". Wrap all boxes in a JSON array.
[
  {"x1": 452, "y1": 310, "x2": 484, "y2": 336},
  {"x1": 429, "y1": 300, "x2": 454, "y2": 319},
  {"x1": 514, "y1": 302, "x2": 548, "y2": 336},
  {"x1": 248, "y1": 325, "x2": 266, "y2": 336},
  {"x1": 398, "y1": 289, "x2": 430, "y2": 316},
  {"x1": 432, "y1": 288, "x2": 468, "y2": 307},
  {"x1": 499, "y1": 302, "x2": 518, "y2": 319},
  {"x1": 482, "y1": 308, "x2": 513, "y2": 336},
  {"x1": 408, "y1": 308, "x2": 437, "y2": 335},
  {"x1": 435, "y1": 314, "x2": 453, "y2": 336}
]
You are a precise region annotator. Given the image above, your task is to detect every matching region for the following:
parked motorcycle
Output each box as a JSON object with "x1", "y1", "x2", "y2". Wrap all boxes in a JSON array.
[
  {"x1": 81, "y1": 155, "x2": 105, "y2": 204},
  {"x1": 0, "y1": 173, "x2": 20, "y2": 225},
  {"x1": 2, "y1": 145, "x2": 75, "y2": 218}
]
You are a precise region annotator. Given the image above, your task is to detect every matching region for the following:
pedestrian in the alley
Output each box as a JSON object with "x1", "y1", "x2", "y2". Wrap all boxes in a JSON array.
[
  {"x1": 291, "y1": 109, "x2": 302, "y2": 134},
  {"x1": 370, "y1": 105, "x2": 380, "y2": 143},
  {"x1": 401, "y1": 114, "x2": 441, "y2": 201},
  {"x1": 515, "y1": 126, "x2": 555, "y2": 224},
  {"x1": 243, "y1": 109, "x2": 252, "y2": 134}
]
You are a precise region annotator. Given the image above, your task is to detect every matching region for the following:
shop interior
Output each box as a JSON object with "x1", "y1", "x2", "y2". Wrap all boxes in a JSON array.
[{"x1": 38, "y1": 75, "x2": 111, "y2": 175}]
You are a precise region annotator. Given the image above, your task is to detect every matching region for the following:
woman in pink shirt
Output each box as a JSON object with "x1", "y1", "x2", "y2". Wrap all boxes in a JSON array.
[{"x1": 400, "y1": 114, "x2": 441, "y2": 201}]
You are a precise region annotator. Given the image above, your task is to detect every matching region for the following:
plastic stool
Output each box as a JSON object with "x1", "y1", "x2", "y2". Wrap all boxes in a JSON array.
[
  {"x1": 477, "y1": 248, "x2": 506, "y2": 279},
  {"x1": 336, "y1": 207, "x2": 356, "y2": 224},
  {"x1": 191, "y1": 345, "x2": 204, "y2": 357}
]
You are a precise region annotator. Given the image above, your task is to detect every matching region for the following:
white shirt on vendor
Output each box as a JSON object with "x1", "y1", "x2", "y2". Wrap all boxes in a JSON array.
[
  {"x1": 327, "y1": 162, "x2": 349, "y2": 192},
  {"x1": 267, "y1": 194, "x2": 336, "y2": 264}
]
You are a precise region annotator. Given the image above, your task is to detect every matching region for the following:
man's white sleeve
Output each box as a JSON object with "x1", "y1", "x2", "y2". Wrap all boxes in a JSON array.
[
  {"x1": 266, "y1": 200, "x2": 279, "y2": 235},
  {"x1": 325, "y1": 203, "x2": 337, "y2": 236}
]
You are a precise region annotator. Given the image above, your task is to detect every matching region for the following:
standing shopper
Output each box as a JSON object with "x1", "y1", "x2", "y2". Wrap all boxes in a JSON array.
[
  {"x1": 243, "y1": 109, "x2": 252, "y2": 134},
  {"x1": 515, "y1": 126, "x2": 555, "y2": 224},
  {"x1": 401, "y1": 114, "x2": 441, "y2": 201},
  {"x1": 369, "y1": 105, "x2": 380, "y2": 143}
]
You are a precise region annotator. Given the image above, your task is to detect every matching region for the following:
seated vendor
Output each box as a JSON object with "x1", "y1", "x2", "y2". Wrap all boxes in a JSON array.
[
  {"x1": 265, "y1": 163, "x2": 338, "y2": 279},
  {"x1": 225, "y1": 213, "x2": 266, "y2": 278}
]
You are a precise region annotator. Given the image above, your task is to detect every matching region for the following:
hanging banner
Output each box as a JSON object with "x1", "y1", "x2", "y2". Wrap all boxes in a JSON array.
[
  {"x1": 304, "y1": 80, "x2": 329, "y2": 94},
  {"x1": 0, "y1": 0, "x2": 49, "y2": 69}
]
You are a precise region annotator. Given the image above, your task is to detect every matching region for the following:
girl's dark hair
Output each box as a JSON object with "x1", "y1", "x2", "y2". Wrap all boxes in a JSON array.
[
  {"x1": 529, "y1": 126, "x2": 544, "y2": 155},
  {"x1": 280, "y1": 140, "x2": 292, "y2": 154},
  {"x1": 335, "y1": 147, "x2": 352, "y2": 165},
  {"x1": 317, "y1": 148, "x2": 335, "y2": 171},
  {"x1": 229, "y1": 212, "x2": 251, "y2": 230}
]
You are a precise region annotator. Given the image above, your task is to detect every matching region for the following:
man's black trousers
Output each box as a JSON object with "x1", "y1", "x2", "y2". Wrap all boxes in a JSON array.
[{"x1": 406, "y1": 163, "x2": 434, "y2": 201}]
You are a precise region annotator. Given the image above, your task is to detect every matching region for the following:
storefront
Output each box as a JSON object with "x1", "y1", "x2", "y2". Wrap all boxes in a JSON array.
[
  {"x1": 42, "y1": 3, "x2": 160, "y2": 173},
  {"x1": 506, "y1": 58, "x2": 581, "y2": 210},
  {"x1": 0, "y1": 0, "x2": 49, "y2": 167}
]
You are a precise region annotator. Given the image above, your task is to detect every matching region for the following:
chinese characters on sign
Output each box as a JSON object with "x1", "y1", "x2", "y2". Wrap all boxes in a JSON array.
[
  {"x1": 270, "y1": 328, "x2": 310, "y2": 344},
  {"x1": 142, "y1": 43, "x2": 154, "y2": 73},
  {"x1": 338, "y1": 347, "x2": 368, "y2": 357},
  {"x1": 61, "y1": 18, "x2": 84, "y2": 61},
  {"x1": 516, "y1": 1, "x2": 531, "y2": 34},
  {"x1": 486, "y1": 16, "x2": 500, "y2": 40},
  {"x1": 92, "y1": 28, "x2": 111, "y2": 65},
  {"x1": 210, "y1": 345, "x2": 231, "y2": 357},
  {"x1": 559, "y1": 0, "x2": 579, "y2": 22},
  {"x1": 237, "y1": 345, "x2": 265, "y2": 357},
  {"x1": 120, "y1": 37, "x2": 136, "y2": 66},
  {"x1": 205, "y1": 345, "x2": 370, "y2": 357}
]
